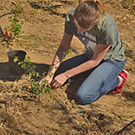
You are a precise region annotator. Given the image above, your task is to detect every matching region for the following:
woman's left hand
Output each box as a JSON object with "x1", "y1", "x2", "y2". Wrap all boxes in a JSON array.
[{"x1": 51, "y1": 73, "x2": 68, "y2": 89}]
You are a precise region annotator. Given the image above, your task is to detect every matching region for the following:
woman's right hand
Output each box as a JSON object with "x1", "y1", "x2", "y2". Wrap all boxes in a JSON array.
[{"x1": 39, "y1": 74, "x2": 53, "y2": 85}]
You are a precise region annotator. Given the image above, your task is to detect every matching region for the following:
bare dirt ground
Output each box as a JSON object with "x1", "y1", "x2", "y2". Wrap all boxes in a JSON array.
[{"x1": 0, "y1": 0, "x2": 135, "y2": 135}]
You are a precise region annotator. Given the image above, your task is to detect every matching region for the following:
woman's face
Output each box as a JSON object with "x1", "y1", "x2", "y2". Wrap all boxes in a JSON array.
[{"x1": 74, "y1": 19, "x2": 92, "y2": 32}]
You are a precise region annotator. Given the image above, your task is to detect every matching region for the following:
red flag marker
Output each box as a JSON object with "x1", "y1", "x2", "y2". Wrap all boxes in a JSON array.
[{"x1": 5, "y1": 28, "x2": 10, "y2": 37}]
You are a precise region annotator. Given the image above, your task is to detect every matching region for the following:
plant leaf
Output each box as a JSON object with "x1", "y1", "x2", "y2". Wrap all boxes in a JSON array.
[{"x1": 14, "y1": 56, "x2": 18, "y2": 62}]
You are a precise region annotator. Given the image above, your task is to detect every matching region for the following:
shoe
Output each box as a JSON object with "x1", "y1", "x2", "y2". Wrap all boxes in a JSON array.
[{"x1": 110, "y1": 69, "x2": 129, "y2": 95}]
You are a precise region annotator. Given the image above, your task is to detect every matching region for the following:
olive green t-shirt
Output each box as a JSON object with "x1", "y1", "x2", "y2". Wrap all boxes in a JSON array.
[{"x1": 65, "y1": 7, "x2": 125, "y2": 61}]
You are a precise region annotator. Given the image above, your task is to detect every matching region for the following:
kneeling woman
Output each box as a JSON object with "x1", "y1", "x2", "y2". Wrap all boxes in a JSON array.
[{"x1": 40, "y1": 0, "x2": 128, "y2": 105}]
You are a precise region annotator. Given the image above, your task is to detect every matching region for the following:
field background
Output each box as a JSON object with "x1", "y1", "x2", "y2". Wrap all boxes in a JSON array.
[{"x1": 0, "y1": 0, "x2": 135, "y2": 134}]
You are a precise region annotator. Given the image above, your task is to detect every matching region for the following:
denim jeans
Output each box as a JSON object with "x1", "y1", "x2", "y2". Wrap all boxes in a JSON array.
[{"x1": 54, "y1": 53, "x2": 126, "y2": 105}]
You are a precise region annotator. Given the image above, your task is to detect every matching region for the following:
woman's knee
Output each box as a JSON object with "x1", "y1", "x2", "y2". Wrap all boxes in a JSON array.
[{"x1": 75, "y1": 92, "x2": 94, "y2": 105}]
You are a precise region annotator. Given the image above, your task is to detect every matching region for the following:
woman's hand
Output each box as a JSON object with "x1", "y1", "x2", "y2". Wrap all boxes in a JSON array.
[
  {"x1": 39, "y1": 74, "x2": 53, "y2": 85},
  {"x1": 51, "y1": 73, "x2": 68, "y2": 89}
]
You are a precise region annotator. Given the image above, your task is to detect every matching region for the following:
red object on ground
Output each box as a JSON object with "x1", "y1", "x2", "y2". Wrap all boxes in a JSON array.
[{"x1": 5, "y1": 28, "x2": 10, "y2": 37}]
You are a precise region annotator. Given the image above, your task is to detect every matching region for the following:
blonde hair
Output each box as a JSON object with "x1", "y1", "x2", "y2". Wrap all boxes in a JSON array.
[{"x1": 74, "y1": 0, "x2": 106, "y2": 28}]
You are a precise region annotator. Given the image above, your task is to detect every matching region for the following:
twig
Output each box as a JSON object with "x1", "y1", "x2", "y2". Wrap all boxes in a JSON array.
[
  {"x1": 53, "y1": 95, "x2": 71, "y2": 115},
  {"x1": 0, "y1": 11, "x2": 14, "y2": 18},
  {"x1": 53, "y1": 94, "x2": 85, "y2": 128},
  {"x1": 37, "y1": 93, "x2": 42, "y2": 100},
  {"x1": 117, "y1": 119, "x2": 135, "y2": 135},
  {"x1": 32, "y1": 4, "x2": 72, "y2": 9}
]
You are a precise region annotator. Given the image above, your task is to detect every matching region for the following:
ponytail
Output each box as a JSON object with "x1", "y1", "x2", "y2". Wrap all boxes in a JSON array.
[
  {"x1": 93, "y1": 0, "x2": 106, "y2": 15},
  {"x1": 77, "y1": 0, "x2": 106, "y2": 13}
]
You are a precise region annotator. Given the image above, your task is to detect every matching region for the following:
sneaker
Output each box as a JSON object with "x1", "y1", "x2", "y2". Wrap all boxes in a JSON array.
[{"x1": 110, "y1": 69, "x2": 129, "y2": 95}]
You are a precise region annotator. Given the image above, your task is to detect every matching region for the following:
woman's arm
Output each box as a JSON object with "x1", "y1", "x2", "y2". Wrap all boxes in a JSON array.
[
  {"x1": 49, "y1": 32, "x2": 73, "y2": 75},
  {"x1": 65, "y1": 44, "x2": 110, "y2": 78},
  {"x1": 51, "y1": 43, "x2": 110, "y2": 88},
  {"x1": 39, "y1": 32, "x2": 73, "y2": 84}
]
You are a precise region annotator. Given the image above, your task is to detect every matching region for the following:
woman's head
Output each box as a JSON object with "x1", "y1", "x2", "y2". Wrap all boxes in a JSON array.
[{"x1": 74, "y1": 0, "x2": 105, "y2": 30}]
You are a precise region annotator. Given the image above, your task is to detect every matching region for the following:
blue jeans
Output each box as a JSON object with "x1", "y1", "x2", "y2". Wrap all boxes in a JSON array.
[{"x1": 54, "y1": 53, "x2": 126, "y2": 105}]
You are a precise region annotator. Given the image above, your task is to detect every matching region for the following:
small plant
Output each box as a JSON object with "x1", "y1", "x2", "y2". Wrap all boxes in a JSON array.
[
  {"x1": 14, "y1": 50, "x2": 72, "y2": 98},
  {"x1": 5, "y1": 5, "x2": 27, "y2": 39},
  {"x1": 14, "y1": 56, "x2": 50, "y2": 94}
]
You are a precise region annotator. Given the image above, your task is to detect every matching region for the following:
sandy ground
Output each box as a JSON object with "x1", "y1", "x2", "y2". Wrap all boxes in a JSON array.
[{"x1": 0, "y1": 0, "x2": 135, "y2": 135}]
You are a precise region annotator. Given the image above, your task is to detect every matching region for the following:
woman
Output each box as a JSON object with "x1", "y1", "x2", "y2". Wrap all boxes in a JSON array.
[{"x1": 40, "y1": 0, "x2": 128, "y2": 105}]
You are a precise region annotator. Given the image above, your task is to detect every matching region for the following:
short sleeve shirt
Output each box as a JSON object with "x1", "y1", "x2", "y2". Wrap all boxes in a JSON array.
[{"x1": 65, "y1": 8, "x2": 125, "y2": 61}]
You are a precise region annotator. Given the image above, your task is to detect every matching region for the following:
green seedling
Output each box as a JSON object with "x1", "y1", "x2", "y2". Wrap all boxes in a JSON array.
[
  {"x1": 14, "y1": 56, "x2": 50, "y2": 94},
  {"x1": 5, "y1": 5, "x2": 27, "y2": 39},
  {"x1": 14, "y1": 50, "x2": 72, "y2": 99}
]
